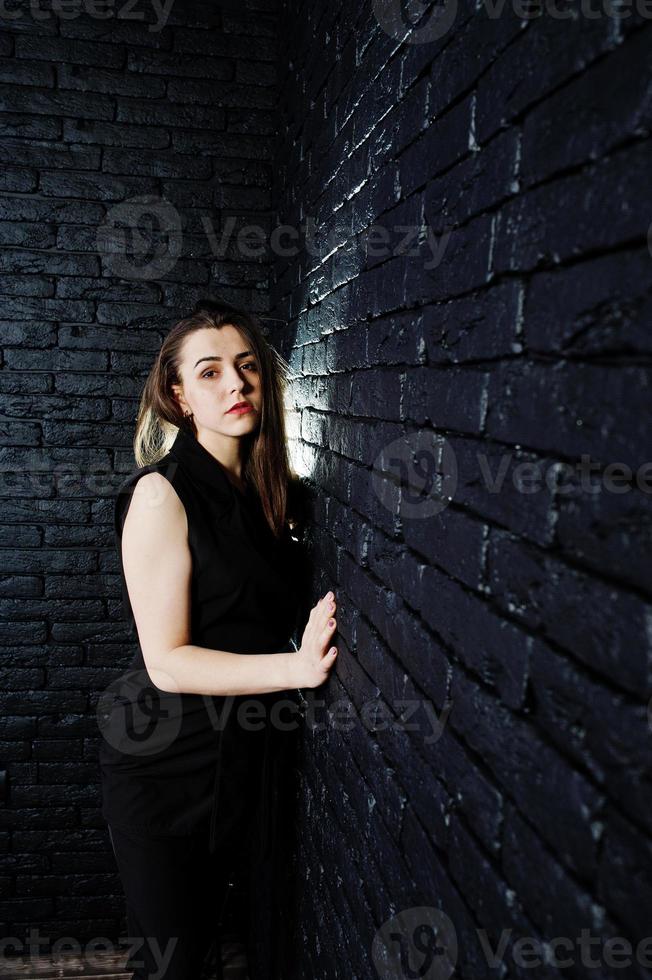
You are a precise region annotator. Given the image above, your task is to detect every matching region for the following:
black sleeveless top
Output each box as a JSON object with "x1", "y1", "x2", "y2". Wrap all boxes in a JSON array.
[{"x1": 97, "y1": 420, "x2": 305, "y2": 859}]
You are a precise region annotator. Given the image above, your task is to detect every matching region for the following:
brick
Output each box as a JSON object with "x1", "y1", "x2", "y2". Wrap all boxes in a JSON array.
[
  {"x1": 521, "y1": 24, "x2": 652, "y2": 184},
  {"x1": 399, "y1": 94, "x2": 473, "y2": 198},
  {"x1": 486, "y1": 529, "x2": 651, "y2": 692},
  {"x1": 57, "y1": 63, "x2": 166, "y2": 98},
  {"x1": 528, "y1": 638, "x2": 651, "y2": 833},
  {"x1": 102, "y1": 146, "x2": 211, "y2": 178},
  {"x1": 0, "y1": 83, "x2": 115, "y2": 120},
  {"x1": 0, "y1": 57, "x2": 54, "y2": 87},
  {"x1": 127, "y1": 49, "x2": 234, "y2": 79},
  {"x1": 173, "y1": 28, "x2": 276, "y2": 59},
  {"x1": 492, "y1": 140, "x2": 651, "y2": 273},
  {"x1": 418, "y1": 564, "x2": 530, "y2": 707},
  {"x1": 485, "y1": 360, "x2": 650, "y2": 472},
  {"x1": 115, "y1": 98, "x2": 226, "y2": 130},
  {"x1": 0, "y1": 222, "x2": 57, "y2": 248},
  {"x1": 40, "y1": 170, "x2": 159, "y2": 202},
  {"x1": 523, "y1": 248, "x2": 652, "y2": 355},
  {"x1": 424, "y1": 128, "x2": 519, "y2": 233},
  {"x1": 62, "y1": 119, "x2": 170, "y2": 149},
  {"x1": 449, "y1": 671, "x2": 604, "y2": 879},
  {"x1": 15, "y1": 36, "x2": 125, "y2": 68},
  {"x1": 598, "y1": 809, "x2": 652, "y2": 943},
  {"x1": 0, "y1": 138, "x2": 100, "y2": 171},
  {"x1": 475, "y1": 15, "x2": 612, "y2": 144},
  {"x1": 402, "y1": 364, "x2": 489, "y2": 432}
]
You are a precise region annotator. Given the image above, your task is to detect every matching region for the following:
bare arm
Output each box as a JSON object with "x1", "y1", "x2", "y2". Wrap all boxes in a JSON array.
[{"x1": 120, "y1": 471, "x2": 299, "y2": 696}]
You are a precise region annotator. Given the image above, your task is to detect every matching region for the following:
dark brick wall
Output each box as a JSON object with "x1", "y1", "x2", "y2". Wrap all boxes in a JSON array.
[
  {"x1": 271, "y1": 2, "x2": 652, "y2": 979},
  {"x1": 1, "y1": 0, "x2": 651, "y2": 974},
  {"x1": 0, "y1": 0, "x2": 280, "y2": 949}
]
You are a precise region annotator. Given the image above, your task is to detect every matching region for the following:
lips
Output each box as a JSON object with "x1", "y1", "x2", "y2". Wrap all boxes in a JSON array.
[{"x1": 227, "y1": 402, "x2": 254, "y2": 414}]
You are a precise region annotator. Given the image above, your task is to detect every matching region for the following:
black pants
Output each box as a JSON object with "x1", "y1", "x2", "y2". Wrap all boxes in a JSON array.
[{"x1": 108, "y1": 823, "x2": 249, "y2": 980}]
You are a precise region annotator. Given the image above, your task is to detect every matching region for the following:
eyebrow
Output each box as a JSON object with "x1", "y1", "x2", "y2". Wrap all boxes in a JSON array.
[{"x1": 194, "y1": 350, "x2": 255, "y2": 369}]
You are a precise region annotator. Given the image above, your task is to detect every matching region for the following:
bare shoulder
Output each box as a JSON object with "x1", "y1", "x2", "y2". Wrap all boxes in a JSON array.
[
  {"x1": 122, "y1": 470, "x2": 188, "y2": 540},
  {"x1": 118, "y1": 469, "x2": 192, "y2": 671}
]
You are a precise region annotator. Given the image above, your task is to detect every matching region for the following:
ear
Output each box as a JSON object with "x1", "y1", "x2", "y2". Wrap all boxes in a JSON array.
[{"x1": 171, "y1": 383, "x2": 188, "y2": 415}]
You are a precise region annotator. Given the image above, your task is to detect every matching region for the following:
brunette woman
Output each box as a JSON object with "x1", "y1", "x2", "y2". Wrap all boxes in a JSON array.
[{"x1": 98, "y1": 298, "x2": 338, "y2": 979}]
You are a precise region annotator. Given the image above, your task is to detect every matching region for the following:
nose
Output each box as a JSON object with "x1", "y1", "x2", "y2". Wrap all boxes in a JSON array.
[{"x1": 224, "y1": 362, "x2": 246, "y2": 392}]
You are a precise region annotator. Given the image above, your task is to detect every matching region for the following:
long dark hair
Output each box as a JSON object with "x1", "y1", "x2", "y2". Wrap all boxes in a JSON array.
[{"x1": 133, "y1": 297, "x2": 302, "y2": 539}]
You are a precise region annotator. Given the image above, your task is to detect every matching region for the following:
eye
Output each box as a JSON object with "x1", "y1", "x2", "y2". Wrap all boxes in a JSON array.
[{"x1": 201, "y1": 362, "x2": 257, "y2": 379}]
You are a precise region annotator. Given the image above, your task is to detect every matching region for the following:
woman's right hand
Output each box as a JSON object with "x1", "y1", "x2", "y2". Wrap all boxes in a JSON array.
[{"x1": 292, "y1": 591, "x2": 338, "y2": 689}]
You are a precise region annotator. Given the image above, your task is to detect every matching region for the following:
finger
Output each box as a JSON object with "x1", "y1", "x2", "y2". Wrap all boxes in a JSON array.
[{"x1": 322, "y1": 618, "x2": 336, "y2": 639}]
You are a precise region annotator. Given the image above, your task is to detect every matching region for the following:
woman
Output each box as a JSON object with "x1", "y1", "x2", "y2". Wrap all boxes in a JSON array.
[{"x1": 97, "y1": 298, "x2": 339, "y2": 980}]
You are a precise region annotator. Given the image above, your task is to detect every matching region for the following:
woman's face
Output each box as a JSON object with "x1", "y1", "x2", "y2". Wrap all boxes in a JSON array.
[{"x1": 171, "y1": 325, "x2": 262, "y2": 437}]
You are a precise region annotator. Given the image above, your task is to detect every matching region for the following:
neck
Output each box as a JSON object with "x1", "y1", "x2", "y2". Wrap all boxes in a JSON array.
[{"x1": 193, "y1": 424, "x2": 247, "y2": 483}]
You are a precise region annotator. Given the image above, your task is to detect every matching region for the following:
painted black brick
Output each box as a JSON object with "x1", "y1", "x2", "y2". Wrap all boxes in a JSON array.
[
  {"x1": 0, "y1": 0, "x2": 281, "y2": 952},
  {"x1": 1, "y1": 0, "x2": 651, "y2": 976},
  {"x1": 271, "y1": 1, "x2": 652, "y2": 978}
]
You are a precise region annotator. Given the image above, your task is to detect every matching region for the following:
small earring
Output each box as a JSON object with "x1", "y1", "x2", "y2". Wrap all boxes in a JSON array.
[{"x1": 184, "y1": 411, "x2": 193, "y2": 419}]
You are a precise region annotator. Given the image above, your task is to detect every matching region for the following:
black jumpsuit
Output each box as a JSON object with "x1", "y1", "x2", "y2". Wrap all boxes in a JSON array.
[{"x1": 97, "y1": 420, "x2": 305, "y2": 980}]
